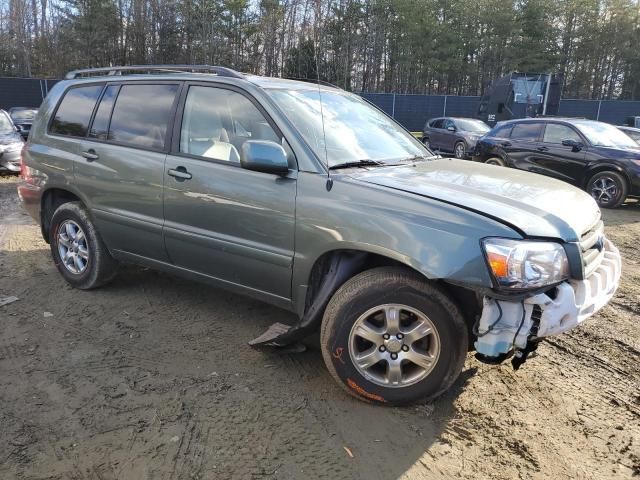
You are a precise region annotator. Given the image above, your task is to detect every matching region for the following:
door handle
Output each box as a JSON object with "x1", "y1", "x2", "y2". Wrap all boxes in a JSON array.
[
  {"x1": 500, "y1": 141, "x2": 512, "y2": 147},
  {"x1": 81, "y1": 149, "x2": 99, "y2": 161},
  {"x1": 168, "y1": 166, "x2": 192, "y2": 180},
  {"x1": 536, "y1": 146, "x2": 549, "y2": 152}
]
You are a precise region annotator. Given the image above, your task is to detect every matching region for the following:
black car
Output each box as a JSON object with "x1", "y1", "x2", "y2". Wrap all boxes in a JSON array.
[
  {"x1": 422, "y1": 117, "x2": 490, "y2": 159},
  {"x1": 9, "y1": 107, "x2": 38, "y2": 139},
  {"x1": 473, "y1": 118, "x2": 640, "y2": 208}
]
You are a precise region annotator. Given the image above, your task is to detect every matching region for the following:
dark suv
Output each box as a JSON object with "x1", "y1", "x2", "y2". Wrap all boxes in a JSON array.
[
  {"x1": 473, "y1": 118, "x2": 640, "y2": 208},
  {"x1": 422, "y1": 117, "x2": 489, "y2": 159}
]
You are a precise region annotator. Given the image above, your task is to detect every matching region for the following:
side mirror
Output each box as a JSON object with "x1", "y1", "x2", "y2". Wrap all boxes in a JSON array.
[
  {"x1": 562, "y1": 139, "x2": 583, "y2": 151},
  {"x1": 240, "y1": 140, "x2": 289, "y2": 175},
  {"x1": 447, "y1": 126, "x2": 456, "y2": 132}
]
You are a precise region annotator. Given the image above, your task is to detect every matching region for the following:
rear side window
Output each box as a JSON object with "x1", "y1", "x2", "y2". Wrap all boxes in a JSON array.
[
  {"x1": 510, "y1": 123, "x2": 543, "y2": 142},
  {"x1": 50, "y1": 85, "x2": 103, "y2": 137},
  {"x1": 89, "y1": 85, "x2": 119, "y2": 140},
  {"x1": 108, "y1": 84, "x2": 178, "y2": 149}
]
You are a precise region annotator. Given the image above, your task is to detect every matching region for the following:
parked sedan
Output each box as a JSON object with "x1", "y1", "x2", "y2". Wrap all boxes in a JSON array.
[
  {"x1": 0, "y1": 109, "x2": 24, "y2": 173},
  {"x1": 422, "y1": 117, "x2": 490, "y2": 159},
  {"x1": 618, "y1": 126, "x2": 640, "y2": 145},
  {"x1": 473, "y1": 118, "x2": 640, "y2": 208},
  {"x1": 9, "y1": 107, "x2": 38, "y2": 139}
]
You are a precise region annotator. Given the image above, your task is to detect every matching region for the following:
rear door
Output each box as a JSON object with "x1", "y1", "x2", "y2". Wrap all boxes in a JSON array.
[
  {"x1": 504, "y1": 122, "x2": 544, "y2": 170},
  {"x1": 162, "y1": 83, "x2": 296, "y2": 301},
  {"x1": 76, "y1": 82, "x2": 181, "y2": 261},
  {"x1": 531, "y1": 123, "x2": 587, "y2": 185}
]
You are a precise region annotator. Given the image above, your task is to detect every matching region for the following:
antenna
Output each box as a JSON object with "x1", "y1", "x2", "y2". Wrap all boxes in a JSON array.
[{"x1": 314, "y1": 2, "x2": 332, "y2": 191}]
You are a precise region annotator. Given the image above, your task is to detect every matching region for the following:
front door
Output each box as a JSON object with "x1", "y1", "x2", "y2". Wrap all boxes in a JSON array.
[
  {"x1": 163, "y1": 84, "x2": 296, "y2": 301},
  {"x1": 530, "y1": 123, "x2": 587, "y2": 185}
]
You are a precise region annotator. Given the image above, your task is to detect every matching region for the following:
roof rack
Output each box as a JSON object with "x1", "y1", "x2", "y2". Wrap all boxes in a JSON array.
[
  {"x1": 65, "y1": 65, "x2": 244, "y2": 80},
  {"x1": 285, "y1": 77, "x2": 341, "y2": 89}
]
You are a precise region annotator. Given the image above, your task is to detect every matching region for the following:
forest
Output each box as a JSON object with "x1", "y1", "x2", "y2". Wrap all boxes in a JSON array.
[{"x1": 1, "y1": 0, "x2": 639, "y2": 99}]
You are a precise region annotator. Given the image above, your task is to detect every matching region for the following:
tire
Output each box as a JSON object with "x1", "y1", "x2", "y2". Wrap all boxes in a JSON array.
[
  {"x1": 49, "y1": 201, "x2": 118, "y2": 289},
  {"x1": 320, "y1": 267, "x2": 468, "y2": 406},
  {"x1": 586, "y1": 171, "x2": 628, "y2": 209},
  {"x1": 422, "y1": 137, "x2": 431, "y2": 149},
  {"x1": 484, "y1": 156, "x2": 506, "y2": 167},
  {"x1": 454, "y1": 141, "x2": 466, "y2": 159}
]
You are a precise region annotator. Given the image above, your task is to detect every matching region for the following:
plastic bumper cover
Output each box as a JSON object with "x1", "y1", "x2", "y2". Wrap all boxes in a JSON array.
[{"x1": 475, "y1": 238, "x2": 621, "y2": 359}]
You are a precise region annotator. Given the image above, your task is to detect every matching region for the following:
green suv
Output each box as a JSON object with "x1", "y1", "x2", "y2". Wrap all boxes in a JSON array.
[{"x1": 18, "y1": 66, "x2": 621, "y2": 405}]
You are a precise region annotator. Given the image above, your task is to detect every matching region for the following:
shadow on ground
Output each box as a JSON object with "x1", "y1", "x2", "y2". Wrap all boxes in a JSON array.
[{"x1": 0, "y1": 246, "x2": 475, "y2": 480}]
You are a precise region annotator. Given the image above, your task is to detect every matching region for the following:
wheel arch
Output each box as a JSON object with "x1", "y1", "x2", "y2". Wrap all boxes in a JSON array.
[
  {"x1": 40, "y1": 187, "x2": 86, "y2": 243},
  {"x1": 582, "y1": 163, "x2": 631, "y2": 190}
]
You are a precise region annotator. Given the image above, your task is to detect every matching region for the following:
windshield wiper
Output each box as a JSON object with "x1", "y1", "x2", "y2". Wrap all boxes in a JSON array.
[{"x1": 329, "y1": 159, "x2": 386, "y2": 170}]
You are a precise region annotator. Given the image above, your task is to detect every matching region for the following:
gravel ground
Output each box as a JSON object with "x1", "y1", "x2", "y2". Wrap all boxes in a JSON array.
[{"x1": 0, "y1": 174, "x2": 638, "y2": 479}]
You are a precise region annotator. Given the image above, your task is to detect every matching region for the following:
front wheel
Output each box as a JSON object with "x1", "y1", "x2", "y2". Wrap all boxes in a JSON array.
[
  {"x1": 454, "y1": 141, "x2": 466, "y2": 159},
  {"x1": 587, "y1": 171, "x2": 627, "y2": 208},
  {"x1": 484, "y1": 156, "x2": 506, "y2": 167},
  {"x1": 320, "y1": 267, "x2": 468, "y2": 405}
]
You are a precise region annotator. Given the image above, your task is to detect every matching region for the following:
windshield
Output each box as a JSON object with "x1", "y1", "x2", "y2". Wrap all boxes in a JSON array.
[
  {"x1": 574, "y1": 121, "x2": 639, "y2": 149},
  {"x1": 621, "y1": 129, "x2": 640, "y2": 144},
  {"x1": 0, "y1": 112, "x2": 14, "y2": 134},
  {"x1": 266, "y1": 88, "x2": 429, "y2": 167},
  {"x1": 455, "y1": 119, "x2": 490, "y2": 134}
]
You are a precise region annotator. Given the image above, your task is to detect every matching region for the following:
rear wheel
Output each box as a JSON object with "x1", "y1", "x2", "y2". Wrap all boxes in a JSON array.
[
  {"x1": 587, "y1": 171, "x2": 627, "y2": 208},
  {"x1": 422, "y1": 137, "x2": 431, "y2": 149},
  {"x1": 49, "y1": 202, "x2": 118, "y2": 289},
  {"x1": 485, "y1": 156, "x2": 506, "y2": 167},
  {"x1": 454, "y1": 141, "x2": 466, "y2": 159},
  {"x1": 320, "y1": 267, "x2": 468, "y2": 405}
]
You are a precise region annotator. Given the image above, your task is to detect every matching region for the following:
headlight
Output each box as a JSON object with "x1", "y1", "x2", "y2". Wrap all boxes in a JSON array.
[{"x1": 483, "y1": 238, "x2": 569, "y2": 289}]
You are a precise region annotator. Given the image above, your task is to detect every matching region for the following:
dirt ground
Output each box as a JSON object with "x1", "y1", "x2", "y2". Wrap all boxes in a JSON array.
[{"x1": 0, "y1": 174, "x2": 638, "y2": 480}]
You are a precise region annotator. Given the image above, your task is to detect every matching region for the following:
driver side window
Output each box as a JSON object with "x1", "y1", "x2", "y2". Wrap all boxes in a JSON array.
[
  {"x1": 543, "y1": 124, "x2": 582, "y2": 145},
  {"x1": 180, "y1": 86, "x2": 282, "y2": 164}
]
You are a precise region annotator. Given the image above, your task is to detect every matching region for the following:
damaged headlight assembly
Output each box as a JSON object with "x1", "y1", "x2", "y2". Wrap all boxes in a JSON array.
[{"x1": 483, "y1": 238, "x2": 569, "y2": 290}]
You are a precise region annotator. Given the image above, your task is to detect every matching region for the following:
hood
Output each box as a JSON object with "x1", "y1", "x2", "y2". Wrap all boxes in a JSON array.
[{"x1": 352, "y1": 159, "x2": 600, "y2": 241}]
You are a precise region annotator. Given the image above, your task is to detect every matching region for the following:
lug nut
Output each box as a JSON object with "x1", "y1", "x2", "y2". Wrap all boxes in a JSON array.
[
  {"x1": 396, "y1": 333, "x2": 404, "y2": 340},
  {"x1": 402, "y1": 345, "x2": 409, "y2": 352},
  {"x1": 383, "y1": 333, "x2": 390, "y2": 340},
  {"x1": 390, "y1": 353, "x2": 398, "y2": 360},
  {"x1": 379, "y1": 345, "x2": 386, "y2": 352}
]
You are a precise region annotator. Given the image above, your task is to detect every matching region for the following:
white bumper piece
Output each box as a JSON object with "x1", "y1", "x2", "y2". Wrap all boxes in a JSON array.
[{"x1": 475, "y1": 238, "x2": 621, "y2": 358}]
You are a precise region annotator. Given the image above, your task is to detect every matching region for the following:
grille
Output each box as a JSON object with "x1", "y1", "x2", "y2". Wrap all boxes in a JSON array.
[{"x1": 580, "y1": 220, "x2": 605, "y2": 278}]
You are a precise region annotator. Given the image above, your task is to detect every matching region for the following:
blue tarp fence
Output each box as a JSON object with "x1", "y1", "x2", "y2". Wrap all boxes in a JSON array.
[{"x1": 1, "y1": 77, "x2": 638, "y2": 131}]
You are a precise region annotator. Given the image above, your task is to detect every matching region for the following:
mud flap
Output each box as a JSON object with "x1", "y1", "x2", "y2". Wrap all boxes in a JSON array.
[{"x1": 248, "y1": 251, "x2": 367, "y2": 349}]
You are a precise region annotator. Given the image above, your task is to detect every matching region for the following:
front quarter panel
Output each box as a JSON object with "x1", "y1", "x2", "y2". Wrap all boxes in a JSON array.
[{"x1": 292, "y1": 171, "x2": 522, "y2": 311}]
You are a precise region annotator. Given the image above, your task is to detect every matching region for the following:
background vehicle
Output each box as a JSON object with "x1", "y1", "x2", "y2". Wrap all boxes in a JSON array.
[
  {"x1": 473, "y1": 118, "x2": 640, "y2": 208},
  {"x1": 618, "y1": 125, "x2": 640, "y2": 144},
  {"x1": 624, "y1": 116, "x2": 640, "y2": 128},
  {"x1": 9, "y1": 107, "x2": 38, "y2": 139},
  {"x1": 422, "y1": 117, "x2": 489, "y2": 158},
  {"x1": 0, "y1": 109, "x2": 24, "y2": 173},
  {"x1": 18, "y1": 66, "x2": 620, "y2": 405},
  {"x1": 477, "y1": 72, "x2": 563, "y2": 125}
]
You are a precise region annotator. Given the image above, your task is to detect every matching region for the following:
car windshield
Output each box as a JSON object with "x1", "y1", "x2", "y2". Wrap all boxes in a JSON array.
[
  {"x1": 10, "y1": 108, "x2": 37, "y2": 122},
  {"x1": 621, "y1": 129, "x2": 640, "y2": 144},
  {"x1": 0, "y1": 112, "x2": 14, "y2": 134},
  {"x1": 574, "y1": 121, "x2": 639, "y2": 148},
  {"x1": 266, "y1": 88, "x2": 429, "y2": 167},
  {"x1": 455, "y1": 119, "x2": 490, "y2": 134}
]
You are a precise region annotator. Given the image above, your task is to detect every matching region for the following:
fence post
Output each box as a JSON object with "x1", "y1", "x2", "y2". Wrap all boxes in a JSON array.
[
  {"x1": 596, "y1": 100, "x2": 602, "y2": 121},
  {"x1": 392, "y1": 93, "x2": 396, "y2": 119},
  {"x1": 443, "y1": 95, "x2": 447, "y2": 116}
]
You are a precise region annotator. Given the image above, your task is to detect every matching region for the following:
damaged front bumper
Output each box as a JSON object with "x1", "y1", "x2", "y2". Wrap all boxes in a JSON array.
[{"x1": 474, "y1": 238, "x2": 621, "y2": 366}]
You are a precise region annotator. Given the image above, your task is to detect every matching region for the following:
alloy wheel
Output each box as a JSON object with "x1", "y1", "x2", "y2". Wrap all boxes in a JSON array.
[
  {"x1": 590, "y1": 176, "x2": 619, "y2": 205},
  {"x1": 57, "y1": 220, "x2": 90, "y2": 274},
  {"x1": 455, "y1": 143, "x2": 465, "y2": 158},
  {"x1": 348, "y1": 304, "x2": 440, "y2": 388}
]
